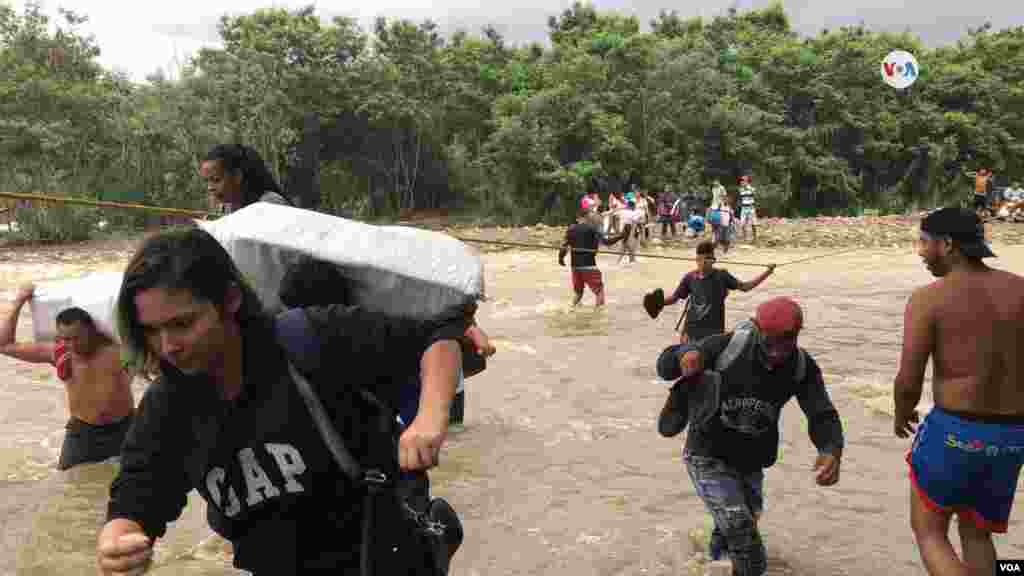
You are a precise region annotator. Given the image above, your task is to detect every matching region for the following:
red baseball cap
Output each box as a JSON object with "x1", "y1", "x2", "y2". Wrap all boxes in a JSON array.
[{"x1": 755, "y1": 297, "x2": 803, "y2": 335}]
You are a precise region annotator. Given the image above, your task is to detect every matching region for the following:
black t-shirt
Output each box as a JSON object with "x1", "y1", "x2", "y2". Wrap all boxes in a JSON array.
[
  {"x1": 673, "y1": 269, "x2": 740, "y2": 341},
  {"x1": 564, "y1": 222, "x2": 605, "y2": 268}
]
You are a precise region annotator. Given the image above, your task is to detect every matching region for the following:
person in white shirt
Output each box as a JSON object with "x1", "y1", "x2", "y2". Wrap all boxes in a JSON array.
[
  {"x1": 617, "y1": 200, "x2": 641, "y2": 265},
  {"x1": 738, "y1": 175, "x2": 758, "y2": 242},
  {"x1": 711, "y1": 180, "x2": 727, "y2": 210}
]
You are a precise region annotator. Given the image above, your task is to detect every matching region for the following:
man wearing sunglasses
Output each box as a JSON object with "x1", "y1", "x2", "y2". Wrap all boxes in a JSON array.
[{"x1": 897, "y1": 206, "x2": 1024, "y2": 576}]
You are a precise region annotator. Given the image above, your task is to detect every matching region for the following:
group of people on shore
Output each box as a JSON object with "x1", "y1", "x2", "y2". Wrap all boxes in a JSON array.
[
  {"x1": 2, "y1": 145, "x2": 1022, "y2": 576},
  {"x1": 561, "y1": 175, "x2": 762, "y2": 311},
  {"x1": 579, "y1": 176, "x2": 761, "y2": 257}
]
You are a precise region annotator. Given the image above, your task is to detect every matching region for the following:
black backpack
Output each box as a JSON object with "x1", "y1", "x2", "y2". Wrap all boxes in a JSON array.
[
  {"x1": 278, "y1": 256, "x2": 487, "y2": 379},
  {"x1": 276, "y1": 308, "x2": 456, "y2": 576}
]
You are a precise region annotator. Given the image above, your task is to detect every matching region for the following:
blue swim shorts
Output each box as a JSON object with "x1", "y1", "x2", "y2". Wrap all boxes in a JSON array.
[{"x1": 907, "y1": 406, "x2": 1024, "y2": 532}]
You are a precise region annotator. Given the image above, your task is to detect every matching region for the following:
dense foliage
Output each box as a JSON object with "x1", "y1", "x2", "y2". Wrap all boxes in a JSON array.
[{"x1": 1, "y1": 1, "x2": 1021, "y2": 237}]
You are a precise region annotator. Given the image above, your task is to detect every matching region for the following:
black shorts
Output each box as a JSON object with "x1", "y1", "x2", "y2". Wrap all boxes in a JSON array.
[
  {"x1": 57, "y1": 413, "x2": 134, "y2": 470},
  {"x1": 974, "y1": 194, "x2": 988, "y2": 210}
]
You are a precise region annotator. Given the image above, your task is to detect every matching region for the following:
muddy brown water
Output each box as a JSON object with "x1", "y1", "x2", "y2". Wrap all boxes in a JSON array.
[{"x1": 3, "y1": 235, "x2": 1024, "y2": 575}]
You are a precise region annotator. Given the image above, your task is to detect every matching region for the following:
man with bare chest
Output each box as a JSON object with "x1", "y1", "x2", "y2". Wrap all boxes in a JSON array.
[
  {"x1": 894, "y1": 207, "x2": 1024, "y2": 576},
  {"x1": 1, "y1": 284, "x2": 135, "y2": 470}
]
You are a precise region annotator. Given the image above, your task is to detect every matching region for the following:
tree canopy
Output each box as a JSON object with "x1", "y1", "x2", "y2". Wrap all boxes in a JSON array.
[{"x1": 2, "y1": 0, "x2": 1021, "y2": 228}]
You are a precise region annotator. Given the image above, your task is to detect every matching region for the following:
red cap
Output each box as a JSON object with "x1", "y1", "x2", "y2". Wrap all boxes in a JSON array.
[{"x1": 755, "y1": 297, "x2": 803, "y2": 335}]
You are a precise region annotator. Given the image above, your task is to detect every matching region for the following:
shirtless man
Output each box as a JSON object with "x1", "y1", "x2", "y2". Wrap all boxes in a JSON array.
[
  {"x1": 895, "y1": 206, "x2": 1024, "y2": 576},
  {"x1": 0, "y1": 284, "x2": 134, "y2": 470}
]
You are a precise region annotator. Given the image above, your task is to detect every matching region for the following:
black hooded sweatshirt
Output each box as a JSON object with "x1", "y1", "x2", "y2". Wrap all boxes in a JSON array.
[
  {"x1": 669, "y1": 331, "x2": 845, "y2": 472},
  {"x1": 106, "y1": 304, "x2": 468, "y2": 574}
]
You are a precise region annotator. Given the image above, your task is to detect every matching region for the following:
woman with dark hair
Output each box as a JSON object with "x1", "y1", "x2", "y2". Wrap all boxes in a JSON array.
[
  {"x1": 99, "y1": 226, "x2": 474, "y2": 575},
  {"x1": 200, "y1": 144, "x2": 292, "y2": 214}
]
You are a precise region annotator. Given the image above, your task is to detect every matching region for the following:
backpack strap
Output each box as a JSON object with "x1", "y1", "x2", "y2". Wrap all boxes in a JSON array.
[
  {"x1": 276, "y1": 309, "x2": 365, "y2": 484},
  {"x1": 794, "y1": 347, "x2": 808, "y2": 383},
  {"x1": 276, "y1": 308, "x2": 394, "y2": 576}
]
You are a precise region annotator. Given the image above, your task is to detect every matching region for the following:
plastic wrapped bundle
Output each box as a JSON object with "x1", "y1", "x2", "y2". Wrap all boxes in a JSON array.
[
  {"x1": 29, "y1": 271, "x2": 124, "y2": 342},
  {"x1": 196, "y1": 203, "x2": 485, "y2": 318}
]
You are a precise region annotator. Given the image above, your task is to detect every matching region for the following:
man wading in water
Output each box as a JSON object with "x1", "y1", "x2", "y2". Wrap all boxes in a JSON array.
[
  {"x1": 1, "y1": 284, "x2": 135, "y2": 470},
  {"x1": 897, "y1": 207, "x2": 1024, "y2": 576},
  {"x1": 656, "y1": 297, "x2": 844, "y2": 575},
  {"x1": 658, "y1": 241, "x2": 774, "y2": 344},
  {"x1": 559, "y1": 208, "x2": 625, "y2": 307}
]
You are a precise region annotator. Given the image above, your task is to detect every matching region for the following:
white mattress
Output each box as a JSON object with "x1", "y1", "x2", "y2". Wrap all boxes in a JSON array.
[
  {"x1": 29, "y1": 204, "x2": 485, "y2": 343},
  {"x1": 196, "y1": 203, "x2": 485, "y2": 318},
  {"x1": 29, "y1": 271, "x2": 124, "y2": 342}
]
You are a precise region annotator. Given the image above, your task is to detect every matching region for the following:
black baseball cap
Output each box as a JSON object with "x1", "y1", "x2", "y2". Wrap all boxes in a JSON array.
[{"x1": 920, "y1": 207, "x2": 996, "y2": 259}]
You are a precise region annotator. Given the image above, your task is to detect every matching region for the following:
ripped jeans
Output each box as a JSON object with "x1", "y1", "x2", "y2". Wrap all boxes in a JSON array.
[{"x1": 684, "y1": 453, "x2": 767, "y2": 576}]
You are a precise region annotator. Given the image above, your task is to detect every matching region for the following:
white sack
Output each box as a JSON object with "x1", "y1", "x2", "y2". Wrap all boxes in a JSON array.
[
  {"x1": 196, "y1": 203, "x2": 485, "y2": 318},
  {"x1": 29, "y1": 271, "x2": 124, "y2": 343}
]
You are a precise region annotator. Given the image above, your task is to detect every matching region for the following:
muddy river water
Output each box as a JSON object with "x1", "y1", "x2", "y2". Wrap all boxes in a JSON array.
[{"x1": 2, "y1": 236, "x2": 1024, "y2": 575}]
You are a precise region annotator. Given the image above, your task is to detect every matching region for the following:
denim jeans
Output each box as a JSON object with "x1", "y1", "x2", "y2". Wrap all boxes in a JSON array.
[{"x1": 684, "y1": 453, "x2": 767, "y2": 576}]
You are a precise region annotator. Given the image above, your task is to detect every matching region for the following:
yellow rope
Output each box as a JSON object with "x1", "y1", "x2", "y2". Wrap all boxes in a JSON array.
[{"x1": 0, "y1": 191, "x2": 213, "y2": 218}]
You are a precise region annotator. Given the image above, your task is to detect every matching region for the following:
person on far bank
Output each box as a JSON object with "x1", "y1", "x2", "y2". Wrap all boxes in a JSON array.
[
  {"x1": 200, "y1": 144, "x2": 292, "y2": 216},
  {"x1": 713, "y1": 197, "x2": 736, "y2": 254},
  {"x1": 657, "y1": 186, "x2": 678, "y2": 238},
  {"x1": 637, "y1": 189, "x2": 656, "y2": 243},
  {"x1": 710, "y1": 180, "x2": 727, "y2": 212},
  {"x1": 738, "y1": 176, "x2": 759, "y2": 243},
  {"x1": 617, "y1": 200, "x2": 641, "y2": 266},
  {"x1": 661, "y1": 241, "x2": 774, "y2": 344},
  {"x1": 706, "y1": 181, "x2": 727, "y2": 247},
  {"x1": 896, "y1": 207, "x2": 1024, "y2": 576},
  {"x1": 965, "y1": 167, "x2": 993, "y2": 217}
]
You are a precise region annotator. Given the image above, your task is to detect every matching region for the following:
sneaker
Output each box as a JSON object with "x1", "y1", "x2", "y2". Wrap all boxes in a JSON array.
[
  {"x1": 657, "y1": 382, "x2": 688, "y2": 437},
  {"x1": 427, "y1": 498, "x2": 463, "y2": 575}
]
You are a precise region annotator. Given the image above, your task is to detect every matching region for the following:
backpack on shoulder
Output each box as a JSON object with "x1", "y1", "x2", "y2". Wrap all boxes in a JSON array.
[
  {"x1": 276, "y1": 309, "x2": 462, "y2": 576},
  {"x1": 655, "y1": 319, "x2": 807, "y2": 438}
]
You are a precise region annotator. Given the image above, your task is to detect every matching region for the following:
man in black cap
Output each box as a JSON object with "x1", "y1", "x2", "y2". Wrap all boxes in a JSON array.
[{"x1": 895, "y1": 207, "x2": 1024, "y2": 576}]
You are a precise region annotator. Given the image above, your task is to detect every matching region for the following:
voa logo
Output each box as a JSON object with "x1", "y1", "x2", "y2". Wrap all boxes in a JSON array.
[{"x1": 881, "y1": 50, "x2": 919, "y2": 90}]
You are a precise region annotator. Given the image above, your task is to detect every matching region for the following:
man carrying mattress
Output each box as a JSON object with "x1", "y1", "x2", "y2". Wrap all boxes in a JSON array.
[{"x1": 0, "y1": 284, "x2": 135, "y2": 470}]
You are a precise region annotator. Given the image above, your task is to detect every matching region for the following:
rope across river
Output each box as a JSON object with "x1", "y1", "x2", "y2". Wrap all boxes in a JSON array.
[
  {"x1": 1, "y1": 191, "x2": 866, "y2": 268},
  {"x1": 445, "y1": 236, "x2": 867, "y2": 269}
]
